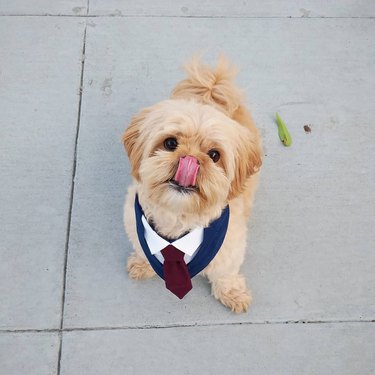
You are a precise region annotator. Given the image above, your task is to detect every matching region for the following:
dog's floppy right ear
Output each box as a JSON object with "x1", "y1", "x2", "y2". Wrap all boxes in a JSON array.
[
  {"x1": 122, "y1": 109, "x2": 149, "y2": 181},
  {"x1": 228, "y1": 126, "x2": 262, "y2": 200}
]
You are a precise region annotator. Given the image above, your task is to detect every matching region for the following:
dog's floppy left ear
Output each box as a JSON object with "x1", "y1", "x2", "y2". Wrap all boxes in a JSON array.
[
  {"x1": 122, "y1": 108, "x2": 149, "y2": 181},
  {"x1": 228, "y1": 127, "x2": 262, "y2": 200}
]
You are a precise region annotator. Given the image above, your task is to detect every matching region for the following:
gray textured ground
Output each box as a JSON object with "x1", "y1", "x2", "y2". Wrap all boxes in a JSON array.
[{"x1": 1, "y1": 1, "x2": 374, "y2": 374}]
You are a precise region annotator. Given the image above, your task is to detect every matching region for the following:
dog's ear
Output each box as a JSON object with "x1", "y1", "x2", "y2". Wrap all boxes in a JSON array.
[
  {"x1": 228, "y1": 127, "x2": 262, "y2": 200},
  {"x1": 122, "y1": 109, "x2": 149, "y2": 181}
]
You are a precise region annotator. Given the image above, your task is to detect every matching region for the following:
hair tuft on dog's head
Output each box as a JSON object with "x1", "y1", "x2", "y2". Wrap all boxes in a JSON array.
[{"x1": 171, "y1": 55, "x2": 244, "y2": 117}]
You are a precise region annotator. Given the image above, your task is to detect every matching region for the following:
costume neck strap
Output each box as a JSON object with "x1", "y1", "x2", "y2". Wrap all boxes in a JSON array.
[{"x1": 134, "y1": 194, "x2": 230, "y2": 279}]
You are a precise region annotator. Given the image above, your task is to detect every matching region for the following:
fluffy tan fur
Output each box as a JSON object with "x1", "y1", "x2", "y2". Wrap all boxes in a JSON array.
[{"x1": 122, "y1": 57, "x2": 262, "y2": 312}]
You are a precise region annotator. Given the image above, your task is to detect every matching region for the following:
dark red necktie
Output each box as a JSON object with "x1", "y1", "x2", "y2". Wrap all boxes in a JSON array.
[{"x1": 161, "y1": 245, "x2": 192, "y2": 299}]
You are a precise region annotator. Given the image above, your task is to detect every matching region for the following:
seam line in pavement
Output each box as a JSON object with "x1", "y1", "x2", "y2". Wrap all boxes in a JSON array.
[
  {"x1": 0, "y1": 14, "x2": 374, "y2": 19},
  {"x1": 1, "y1": 319, "x2": 374, "y2": 334},
  {"x1": 56, "y1": 1, "x2": 89, "y2": 373}
]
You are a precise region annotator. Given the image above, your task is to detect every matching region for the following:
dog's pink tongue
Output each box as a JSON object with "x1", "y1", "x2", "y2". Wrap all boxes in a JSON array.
[{"x1": 174, "y1": 156, "x2": 200, "y2": 187}]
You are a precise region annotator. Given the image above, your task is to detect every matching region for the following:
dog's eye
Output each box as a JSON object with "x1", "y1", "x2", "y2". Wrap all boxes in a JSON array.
[
  {"x1": 163, "y1": 137, "x2": 178, "y2": 151},
  {"x1": 208, "y1": 149, "x2": 220, "y2": 163}
]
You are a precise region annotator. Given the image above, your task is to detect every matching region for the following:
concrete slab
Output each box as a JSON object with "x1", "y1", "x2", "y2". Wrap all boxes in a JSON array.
[
  {"x1": 89, "y1": 0, "x2": 375, "y2": 17},
  {"x1": 0, "y1": 332, "x2": 59, "y2": 375},
  {"x1": 0, "y1": 0, "x2": 87, "y2": 15},
  {"x1": 64, "y1": 17, "x2": 375, "y2": 328},
  {"x1": 60, "y1": 323, "x2": 375, "y2": 375},
  {"x1": 0, "y1": 17, "x2": 85, "y2": 329}
]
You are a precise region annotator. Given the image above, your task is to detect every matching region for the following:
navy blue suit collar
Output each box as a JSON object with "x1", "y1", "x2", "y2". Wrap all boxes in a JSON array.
[{"x1": 134, "y1": 194, "x2": 230, "y2": 279}]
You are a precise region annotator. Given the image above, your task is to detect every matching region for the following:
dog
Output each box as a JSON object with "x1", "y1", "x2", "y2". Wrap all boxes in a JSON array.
[{"x1": 122, "y1": 56, "x2": 262, "y2": 312}]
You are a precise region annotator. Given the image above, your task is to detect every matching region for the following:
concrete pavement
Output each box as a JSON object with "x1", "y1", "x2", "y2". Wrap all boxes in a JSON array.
[{"x1": 1, "y1": 1, "x2": 375, "y2": 374}]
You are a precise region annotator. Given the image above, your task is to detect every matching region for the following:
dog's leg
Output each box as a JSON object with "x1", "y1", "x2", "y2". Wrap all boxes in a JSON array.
[
  {"x1": 127, "y1": 252, "x2": 155, "y2": 280},
  {"x1": 204, "y1": 253, "x2": 252, "y2": 313},
  {"x1": 203, "y1": 244, "x2": 252, "y2": 313},
  {"x1": 203, "y1": 198, "x2": 252, "y2": 313},
  {"x1": 124, "y1": 185, "x2": 156, "y2": 280},
  {"x1": 208, "y1": 272, "x2": 251, "y2": 313}
]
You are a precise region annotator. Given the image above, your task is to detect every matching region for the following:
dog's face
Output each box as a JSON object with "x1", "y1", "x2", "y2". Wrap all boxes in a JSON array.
[{"x1": 123, "y1": 99, "x2": 261, "y2": 215}]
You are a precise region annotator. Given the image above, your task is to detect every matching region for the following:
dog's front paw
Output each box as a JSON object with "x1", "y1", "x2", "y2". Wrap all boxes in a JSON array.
[
  {"x1": 211, "y1": 274, "x2": 252, "y2": 313},
  {"x1": 127, "y1": 252, "x2": 156, "y2": 280}
]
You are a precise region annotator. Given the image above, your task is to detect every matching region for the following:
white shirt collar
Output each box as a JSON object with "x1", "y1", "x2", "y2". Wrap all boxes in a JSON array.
[{"x1": 141, "y1": 215, "x2": 203, "y2": 256}]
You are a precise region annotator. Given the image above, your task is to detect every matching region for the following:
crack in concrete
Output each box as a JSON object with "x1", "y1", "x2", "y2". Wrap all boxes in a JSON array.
[
  {"x1": 0, "y1": 14, "x2": 374, "y2": 19},
  {"x1": 56, "y1": 2, "x2": 90, "y2": 374},
  {"x1": 1, "y1": 318, "x2": 374, "y2": 335}
]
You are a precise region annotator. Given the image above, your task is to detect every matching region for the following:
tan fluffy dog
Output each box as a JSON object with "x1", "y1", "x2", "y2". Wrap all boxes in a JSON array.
[{"x1": 122, "y1": 57, "x2": 262, "y2": 312}]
